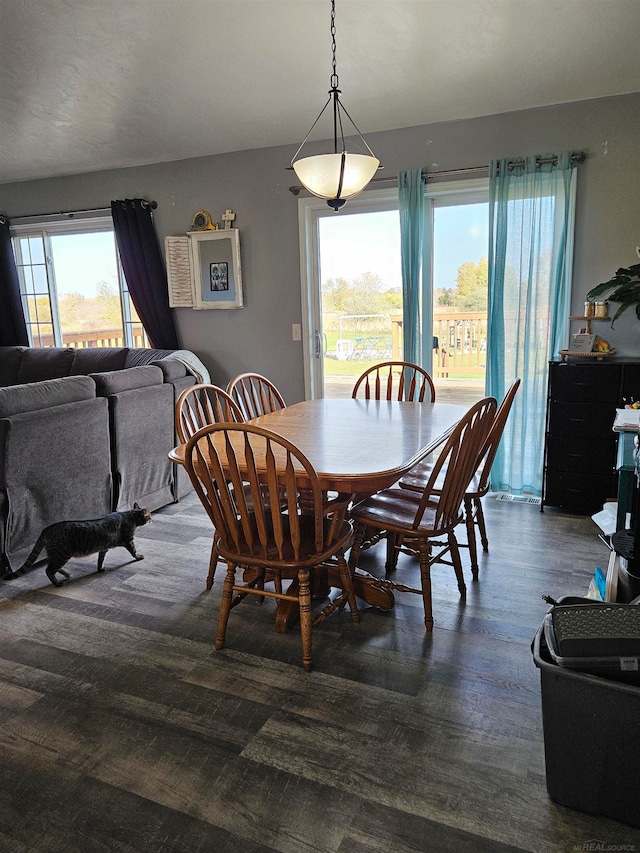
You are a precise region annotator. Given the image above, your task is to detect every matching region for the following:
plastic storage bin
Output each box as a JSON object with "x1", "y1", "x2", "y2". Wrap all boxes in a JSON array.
[{"x1": 533, "y1": 625, "x2": 640, "y2": 827}]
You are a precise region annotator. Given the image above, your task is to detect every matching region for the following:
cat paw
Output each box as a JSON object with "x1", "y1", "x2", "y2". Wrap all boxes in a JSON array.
[
  {"x1": 60, "y1": 569, "x2": 70, "y2": 578},
  {"x1": 135, "y1": 554, "x2": 144, "y2": 561}
]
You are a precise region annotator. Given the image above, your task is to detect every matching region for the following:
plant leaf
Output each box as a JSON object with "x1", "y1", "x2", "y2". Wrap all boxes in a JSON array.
[
  {"x1": 611, "y1": 302, "x2": 631, "y2": 324},
  {"x1": 586, "y1": 265, "x2": 640, "y2": 302},
  {"x1": 609, "y1": 282, "x2": 640, "y2": 302},
  {"x1": 586, "y1": 281, "x2": 615, "y2": 299}
]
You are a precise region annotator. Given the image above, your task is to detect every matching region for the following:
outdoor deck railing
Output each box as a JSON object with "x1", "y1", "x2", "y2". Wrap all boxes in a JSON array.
[
  {"x1": 33, "y1": 328, "x2": 147, "y2": 349},
  {"x1": 389, "y1": 311, "x2": 487, "y2": 378}
]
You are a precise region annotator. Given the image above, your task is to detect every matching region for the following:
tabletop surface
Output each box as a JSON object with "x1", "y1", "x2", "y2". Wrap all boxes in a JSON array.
[{"x1": 172, "y1": 398, "x2": 466, "y2": 494}]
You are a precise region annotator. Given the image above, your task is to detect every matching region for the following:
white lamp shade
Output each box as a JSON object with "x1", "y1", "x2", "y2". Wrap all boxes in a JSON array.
[{"x1": 293, "y1": 152, "x2": 379, "y2": 201}]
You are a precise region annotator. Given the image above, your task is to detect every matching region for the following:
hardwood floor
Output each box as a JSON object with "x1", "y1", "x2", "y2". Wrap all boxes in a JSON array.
[{"x1": 1, "y1": 493, "x2": 639, "y2": 852}]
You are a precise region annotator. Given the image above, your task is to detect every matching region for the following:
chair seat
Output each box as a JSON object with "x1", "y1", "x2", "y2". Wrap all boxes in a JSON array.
[
  {"x1": 218, "y1": 514, "x2": 354, "y2": 568},
  {"x1": 352, "y1": 489, "x2": 461, "y2": 536},
  {"x1": 400, "y1": 462, "x2": 482, "y2": 498}
]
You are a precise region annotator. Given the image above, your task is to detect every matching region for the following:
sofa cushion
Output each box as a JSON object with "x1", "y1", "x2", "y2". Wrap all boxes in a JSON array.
[
  {"x1": 70, "y1": 347, "x2": 129, "y2": 375},
  {"x1": 124, "y1": 348, "x2": 176, "y2": 368},
  {"x1": 91, "y1": 365, "x2": 164, "y2": 396},
  {"x1": 16, "y1": 347, "x2": 75, "y2": 383},
  {"x1": 0, "y1": 375, "x2": 96, "y2": 418},
  {"x1": 0, "y1": 346, "x2": 28, "y2": 386},
  {"x1": 151, "y1": 358, "x2": 188, "y2": 381}
]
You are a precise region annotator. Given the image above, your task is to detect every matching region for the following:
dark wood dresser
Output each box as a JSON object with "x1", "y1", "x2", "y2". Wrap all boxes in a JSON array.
[{"x1": 543, "y1": 359, "x2": 640, "y2": 514}]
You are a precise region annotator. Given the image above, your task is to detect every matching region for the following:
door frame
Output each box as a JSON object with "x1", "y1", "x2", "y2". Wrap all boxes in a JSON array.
[{"x1": 298, "y1": 187, "x2": 400, "y2": 399}]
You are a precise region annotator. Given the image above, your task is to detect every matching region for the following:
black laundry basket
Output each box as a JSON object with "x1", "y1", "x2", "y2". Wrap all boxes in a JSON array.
[{"x1": 533, "y1": 624, "x2": 640, "y2": 827}]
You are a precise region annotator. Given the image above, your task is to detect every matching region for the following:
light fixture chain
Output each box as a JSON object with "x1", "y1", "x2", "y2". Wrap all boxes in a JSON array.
[
  {"x1": 290, "y1": 0, "x2": 379, "y2": 211},
  {"x1": 330, "y1": 0, "x2": 338, "y2": 90}
]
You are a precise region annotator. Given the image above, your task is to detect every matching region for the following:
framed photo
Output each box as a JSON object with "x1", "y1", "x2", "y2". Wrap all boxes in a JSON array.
[
  {"x1": 188, "y1": 229, "x2": 243, "y2": 309},
  {"x1": 210, "y1": 262, "x2": 228, "y2": 292}
]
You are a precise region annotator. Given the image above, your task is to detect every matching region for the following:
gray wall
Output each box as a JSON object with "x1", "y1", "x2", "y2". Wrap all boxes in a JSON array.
[{"x1": 2, "y1": 92, "x2": 639, "y2": 403}]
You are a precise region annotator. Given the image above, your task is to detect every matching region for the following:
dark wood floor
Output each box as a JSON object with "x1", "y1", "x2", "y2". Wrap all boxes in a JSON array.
[{"x1": 2, "y1": 492, "x2": 639, "y2": 852}]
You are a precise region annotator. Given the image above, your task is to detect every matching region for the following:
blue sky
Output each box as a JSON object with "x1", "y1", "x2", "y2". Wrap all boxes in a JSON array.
[
  {"x1": 319, "y1": 203, "x2": 489, "y2": 292},
  {"x1": 50, "y1": 231, "x2": 119, "y2": 297}
]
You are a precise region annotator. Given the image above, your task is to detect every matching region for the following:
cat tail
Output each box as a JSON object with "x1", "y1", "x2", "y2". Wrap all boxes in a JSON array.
[{"x1": 7, "y1": 532, "x2": 47, "y2": 578}]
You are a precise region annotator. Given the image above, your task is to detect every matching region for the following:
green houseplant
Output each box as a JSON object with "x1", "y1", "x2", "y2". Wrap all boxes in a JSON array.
[{"x1": 587, "y1": 255, "x2": 640, "y2": 325}]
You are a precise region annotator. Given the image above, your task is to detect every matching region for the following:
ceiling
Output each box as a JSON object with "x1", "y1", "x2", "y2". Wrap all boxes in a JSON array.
[{"x1": 1, "y1": 0, "x2": 639, "y2": 185}]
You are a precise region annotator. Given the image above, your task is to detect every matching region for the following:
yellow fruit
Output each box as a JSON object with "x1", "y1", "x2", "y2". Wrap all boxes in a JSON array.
[{"x1": 594, "y1": 339, "x2": 610, "y2": 353}]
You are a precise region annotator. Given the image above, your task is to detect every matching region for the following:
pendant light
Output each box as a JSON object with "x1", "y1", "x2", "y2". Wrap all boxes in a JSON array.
[{"x1": 291, "y1": 0, "x2": 380, "y2": 211}]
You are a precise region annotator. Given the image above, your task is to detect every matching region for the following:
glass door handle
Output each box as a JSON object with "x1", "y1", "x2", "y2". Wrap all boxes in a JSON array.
[{"x1": 314, "y1": 330, "x2": 322, "y2": 359}]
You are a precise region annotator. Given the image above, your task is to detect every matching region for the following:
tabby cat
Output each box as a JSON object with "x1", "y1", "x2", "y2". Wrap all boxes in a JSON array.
[{"x1": 8, "y1": 504, "x2": 152, "y2": 587}]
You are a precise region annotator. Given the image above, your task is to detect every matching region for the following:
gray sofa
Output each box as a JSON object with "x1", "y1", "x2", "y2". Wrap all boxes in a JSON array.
[{"x1": 0, "y1": 346, "x2": 197, "y2": 577}]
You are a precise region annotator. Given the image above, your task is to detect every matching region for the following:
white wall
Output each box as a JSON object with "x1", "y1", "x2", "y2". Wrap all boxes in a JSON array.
[{"x1": 1, "y1": 93, "x2": 639, "y2": 403}]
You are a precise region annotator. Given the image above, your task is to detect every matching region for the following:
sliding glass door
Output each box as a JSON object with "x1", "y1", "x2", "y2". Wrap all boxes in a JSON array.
[{"x1": 298, "y1": 179, "x2": 489, "y2": 402}]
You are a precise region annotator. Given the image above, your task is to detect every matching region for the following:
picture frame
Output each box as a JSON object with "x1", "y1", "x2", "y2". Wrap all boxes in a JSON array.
[
  {"x1": 571, "y1": 332, "x2": 596, "y2": 353},
  {"x1": 188, "y1": 229, "x2": 243, "y2": 310}
]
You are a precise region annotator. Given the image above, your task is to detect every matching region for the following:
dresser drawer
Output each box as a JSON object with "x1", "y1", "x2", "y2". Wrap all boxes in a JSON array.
[
  {"x1": 548, "y1": 401, "x2": 618, "y2": 438},
  {"x1": 549, "y1": 363, "x2": 621, "y2": 403},
  {"x1": 544, "y1": 471, "x2": 617, "y2": 513},
  {"x1": 546, "y1": 435, "x2": 616, "y2": 475}
]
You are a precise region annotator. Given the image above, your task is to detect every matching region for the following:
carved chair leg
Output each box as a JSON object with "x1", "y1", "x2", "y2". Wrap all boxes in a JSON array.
[
  {"x1": 348, "y1": 521, "x2": 367, "y2": 571},
  {"x1": 475, "y1": 497, "x2": 488, "y2": 551},
  {"x1": 385, "y1": 532, "x2": 401, "y2": 573},
  {"x1": 448, "y1": 533, "x2": 467, "y2": 599},
  {"x1": 215, "y1": 562, "x2": 237, "y2": 649},
  {"x1": 298, "y1": 568, "x2": 313, "y2": 672},
  {"x1": 336, "y1": 551, "x2": 360, "y2": 623},
  {"x1": 206, "y1": 540, "x2": 219, "y2": 590},
  {"x1": 418, "y1": 538, "x2": 434, "y2": 631},
  {"x1": 464, "y1": 496, "x2": 479, "y2": 581}
]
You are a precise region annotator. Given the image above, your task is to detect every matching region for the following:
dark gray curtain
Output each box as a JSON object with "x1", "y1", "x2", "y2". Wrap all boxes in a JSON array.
[
  {"x1": 0, "y1": 216, "x2": 29, "y2": 346},
  {"x1": 111, "y1": 199, "x2": 180, "y2": 350}
]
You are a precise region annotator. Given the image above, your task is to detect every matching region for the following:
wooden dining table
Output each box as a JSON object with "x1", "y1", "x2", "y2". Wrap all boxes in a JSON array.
[{"x1": 170, "y1": 397, "x2": 466, "y2": 629}]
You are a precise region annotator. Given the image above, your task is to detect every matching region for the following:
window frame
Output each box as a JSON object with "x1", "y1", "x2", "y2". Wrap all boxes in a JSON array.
[{"x1": 9, "y1": 211, "x2": 144, "y2": 348}]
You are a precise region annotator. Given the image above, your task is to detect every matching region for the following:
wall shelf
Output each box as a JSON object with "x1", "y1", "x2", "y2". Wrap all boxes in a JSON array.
[{"x1": 569, "y1": 315, "x2": 609, "y2": 335}]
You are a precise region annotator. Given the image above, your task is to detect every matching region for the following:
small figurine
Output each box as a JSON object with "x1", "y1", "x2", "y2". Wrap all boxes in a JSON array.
[
  {"x1": 222, "y1": 209, "x2": 236, "y2": 229},
  {"x1": 191, "y1": 210, "x2": 217, "y2": 231}
]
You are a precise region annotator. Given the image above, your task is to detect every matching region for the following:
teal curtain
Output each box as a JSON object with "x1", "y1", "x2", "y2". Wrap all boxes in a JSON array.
[
  {"x1": 398, "y1": 169, "x2": 424, "y2": 368},
  {"x1": 487, "y1": 152, "x2": 576, "y2": 495}
]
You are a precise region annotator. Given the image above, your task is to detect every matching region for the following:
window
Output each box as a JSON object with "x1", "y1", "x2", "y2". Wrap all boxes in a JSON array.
[{"x1": 10, "y1": 212, "x2": 147, "y2": 348}]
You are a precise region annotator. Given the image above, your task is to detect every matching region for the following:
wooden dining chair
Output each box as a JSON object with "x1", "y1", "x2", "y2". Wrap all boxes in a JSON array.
[
  {"x1": 351, "y1": 361, "x2": 436, "y2": 402},
  {"x1": 348, "y1": 397, "x2": 497, "y2": 631},
  {"x1": 399, "y1": 379, "x2": 521, "y2": 579},
  {"x1": 175, "y1": 383, "x2": 245, "y2": 589},
  {"x1": 176, "y1": 383, "x2": 245, "y2": 443},
  {"x1": 183, "y1": 423, "x2": 359, "y2": 671},
  {"x1": 227, "y1": 373, "x2": 286, "y2": 420}
]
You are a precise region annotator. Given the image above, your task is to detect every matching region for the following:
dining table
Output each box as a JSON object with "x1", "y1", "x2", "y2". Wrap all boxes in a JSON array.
[{"x1": 170, "y1": 397, "x2": 466, "y2": 630}]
